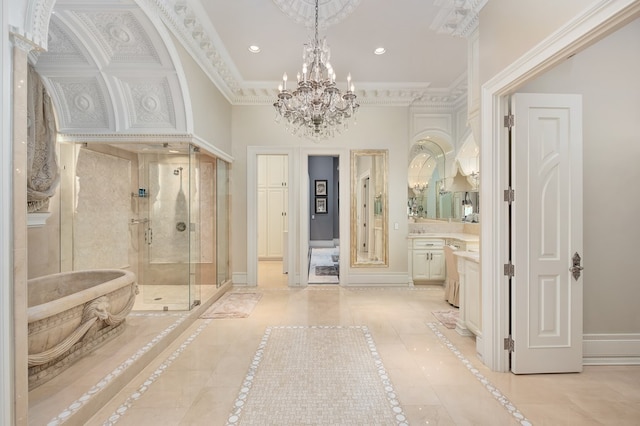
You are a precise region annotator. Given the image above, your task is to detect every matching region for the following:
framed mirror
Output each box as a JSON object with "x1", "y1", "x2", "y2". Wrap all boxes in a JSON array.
[{"x1": 351, "y1": 149, "x2": 388, "y2": 267}]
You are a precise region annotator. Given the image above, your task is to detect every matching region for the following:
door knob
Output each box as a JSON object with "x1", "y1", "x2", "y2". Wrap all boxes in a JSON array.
[{"x1": 570, "y1": 252, "x2": 583, "y2": 280}]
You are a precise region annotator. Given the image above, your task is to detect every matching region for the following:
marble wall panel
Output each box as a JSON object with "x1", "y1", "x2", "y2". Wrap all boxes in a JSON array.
[{"x1": 73, "y1": 149, "x2": 130, "y2": 270}]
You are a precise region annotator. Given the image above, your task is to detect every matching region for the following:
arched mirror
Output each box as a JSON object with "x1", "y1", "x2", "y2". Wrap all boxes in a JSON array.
[
  {"x1": 408, "y1": 136, "x2": 480, "y2": 222},
  {"x1": 407, "y1": 140, "x2": 445, "y2": 219},
  {"x1": 351, "y1": 150, "x2": 388, "y2": 267}
]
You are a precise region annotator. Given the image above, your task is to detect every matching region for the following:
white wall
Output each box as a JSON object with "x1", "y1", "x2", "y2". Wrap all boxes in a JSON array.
[
  {"x1": 479, "y1": 0, "x2": 599, "y2": 84},
  {"x1": 231, "y1": 104, "x2": 411, "y2": 281},
  {"x1": 170, "y1": 34, "x2": 232, "y2": 155},
  {"x1": 520, "y1": 18, "x2": 640, "y2": 334}
]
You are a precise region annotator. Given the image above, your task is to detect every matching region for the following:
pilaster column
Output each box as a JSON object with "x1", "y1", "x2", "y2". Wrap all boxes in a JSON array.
[{"x1": 10, "y1": 33, "x2": 38, "y2": 426}]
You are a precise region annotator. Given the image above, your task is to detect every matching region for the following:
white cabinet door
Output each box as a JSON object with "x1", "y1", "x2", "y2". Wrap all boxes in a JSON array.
[
  {"x1": 465, "y1": 261, "x2": 482, "y2": 335},
  {"x1": 429, "y1": 250, "x2": 446, "y2": 281},
  {"x1": 266, "y1": 155, "x2": 287, "y2": 188},
  {"x1": 412, "y1": 250, "x2": 430, "y2": 280},
  {"x1": 257, "y1": 189, "x2": 268, "y2": 257},
  {"x1": 412, "y1": 249, "x2": 445, "y2": 281},
  {"x1": 265, "y1": 188, "x2": 285, "y2": 258}
]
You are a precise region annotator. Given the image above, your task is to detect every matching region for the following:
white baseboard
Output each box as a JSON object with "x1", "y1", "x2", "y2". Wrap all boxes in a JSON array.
[
  {"x1": 583, "y1": 333, "x2": 640, "y2": 365},
  {"x1": 343, "y1": 273, "x2": 412, "y2": 286}
]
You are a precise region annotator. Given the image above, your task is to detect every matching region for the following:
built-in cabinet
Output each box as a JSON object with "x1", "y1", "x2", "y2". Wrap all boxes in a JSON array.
[
  {"x1": 454, "y1": 252, "x2": 482, "y2": 356},
  {"x1": 409, "y1": 238, "x2": 445, "y2": 282},
  {"x1": 258, "y1": 155, "x2": 288, "y2": 259}
]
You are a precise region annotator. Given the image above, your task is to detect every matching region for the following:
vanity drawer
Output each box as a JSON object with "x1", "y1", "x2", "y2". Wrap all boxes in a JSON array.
[{"x1": 413, "y1": 239, "x2": 444, "y2": 249}]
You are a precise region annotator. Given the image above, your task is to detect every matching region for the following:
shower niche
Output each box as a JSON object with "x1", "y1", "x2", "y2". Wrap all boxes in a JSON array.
[{"x1": 59, "y1": 142, "x2": 230, "y2": 311}]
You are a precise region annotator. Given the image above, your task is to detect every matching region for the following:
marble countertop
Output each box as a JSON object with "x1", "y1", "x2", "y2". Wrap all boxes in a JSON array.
[
  {"x1": 453, "y1": 251, "x2": 480, "y2": 262},
  {"x1": 407, "y1": 232, "x2": 480, "y2": 243}
]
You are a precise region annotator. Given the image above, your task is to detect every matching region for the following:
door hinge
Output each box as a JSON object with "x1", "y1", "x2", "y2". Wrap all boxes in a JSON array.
[
  {"x1": 504, "y1": 336, "x2": 515, "y2": 352},
  {"x1": 504, "y1": 262, "x2": 515, "y2": 278},
  {"x1": 504, "y1": 113, "x2": 514, "y2": 129},
  {"x1": 504, "y1": 188, "x2": 515, "y2": 204}
]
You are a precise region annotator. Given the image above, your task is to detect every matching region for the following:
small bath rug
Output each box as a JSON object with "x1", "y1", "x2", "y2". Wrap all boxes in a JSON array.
[
  {"x1": 315, "y1": 265, "x2": 338, "y2": 276},
  {"x1": 432, "y1": 309, "x2": 459, "y2": 329},
  {"x1": 200, "y1": 292, "x2": 262, "y2": 319}
]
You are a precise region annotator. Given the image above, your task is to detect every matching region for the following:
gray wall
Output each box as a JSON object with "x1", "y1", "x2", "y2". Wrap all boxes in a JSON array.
[
  {"x1": 309, "y1": 156, "x2": 339, "y2": 242},
  {"x1": 520, "y1": 18, "x2": 640, "y2": 334}
]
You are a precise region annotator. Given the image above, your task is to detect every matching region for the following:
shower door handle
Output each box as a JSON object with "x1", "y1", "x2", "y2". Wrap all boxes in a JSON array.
[{"x1": 145, "y1": 228, "x2": 153, "y2": 245}]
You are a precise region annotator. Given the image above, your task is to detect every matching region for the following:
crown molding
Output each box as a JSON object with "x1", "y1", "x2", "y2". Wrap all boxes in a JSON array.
[
  {"x1": 139, "y1": 0, "x2": 240, "y2": 103},
  {"x1": 57, "y1": 132, "x2": 194, "y2": 143},
  {"x1": 25, "y1": 0, "x2": 469, "y2": 109},
  {"x1": 143, "y1": 0, "x2": 469, "y2": 108}
]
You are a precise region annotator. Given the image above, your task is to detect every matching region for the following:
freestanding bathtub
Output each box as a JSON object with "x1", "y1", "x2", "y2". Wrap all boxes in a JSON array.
[{"x1": 27, "y1": 269, "x2": 138, "y2": 388}]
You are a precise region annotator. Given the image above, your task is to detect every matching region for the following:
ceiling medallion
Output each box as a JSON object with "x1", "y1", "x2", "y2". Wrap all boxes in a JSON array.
[
  {"x1": 272, "y1": 0, "x2": 361, "y2": 29},
  {"x1": 273, "y1": 0, "x2": 359, "y2": 141}
]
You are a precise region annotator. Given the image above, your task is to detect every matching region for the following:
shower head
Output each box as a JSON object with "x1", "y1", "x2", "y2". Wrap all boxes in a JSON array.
[{"x1": 173, "y1": 167, "x2": 183, "y2": 175}]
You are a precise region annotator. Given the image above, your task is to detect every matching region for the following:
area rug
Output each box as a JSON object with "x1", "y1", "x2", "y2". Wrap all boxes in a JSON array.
[
  {"x1": 315, "y1": 265, "x2": 338, "y2": 276},
  {"x1": 308, "y1": 247, "x2": 340, "y2": 284},
  {"x1": 200, "y1": 292, "x2": 262, "y2": 319},
  {"x1": 227, "y1": 326, "x2": 408, "y2": 425},
  {"x1": 432, "y1": 309, "x2": 459, "y2": 329}
]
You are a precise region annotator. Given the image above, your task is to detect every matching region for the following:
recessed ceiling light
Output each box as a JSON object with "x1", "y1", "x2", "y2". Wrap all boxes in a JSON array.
[
  {"x1": 374, "y1": 47, "x2": 386, "y2": 55},
  {"x1": 248, "y1": 45, "x2": 261, "y2": 53}
]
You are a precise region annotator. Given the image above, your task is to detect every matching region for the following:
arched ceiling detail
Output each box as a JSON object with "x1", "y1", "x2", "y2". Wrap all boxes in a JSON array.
[{"x1": 32, "y1": 0, "x2": 189, "y2": 135}]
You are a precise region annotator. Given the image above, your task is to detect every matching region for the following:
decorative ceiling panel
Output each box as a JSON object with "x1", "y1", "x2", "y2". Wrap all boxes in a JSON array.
[
  {"x1": 46, "y1": 76, "x2": 112, "y2": 131},
  {"x1": 117, "y1": 76, "x2": 177, "y2": 129},
  {"x1": 41, "y1": 16, "x2": 92, "y2": 65},
  {"x1": 33, "y1": 0, "x2": 189, "y2": 134},
  {"x1": 73, "y1": 10, "x2": 162, "y2": 64}
]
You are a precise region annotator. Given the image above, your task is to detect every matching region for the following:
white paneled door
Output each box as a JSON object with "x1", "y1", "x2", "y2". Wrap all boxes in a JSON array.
[{"x1": 511, "y1": 93, "x2": 583, "y2": 374}]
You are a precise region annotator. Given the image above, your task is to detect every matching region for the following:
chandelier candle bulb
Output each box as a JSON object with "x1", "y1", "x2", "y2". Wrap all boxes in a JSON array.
[{"x1": 282, "y1": 73, "x2": 288, "y2": 90}]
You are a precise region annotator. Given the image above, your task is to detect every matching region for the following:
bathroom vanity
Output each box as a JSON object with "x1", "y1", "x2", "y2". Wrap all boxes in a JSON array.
[{"x1": 407, "y1": 232, "x2": 479, "y2": 284}]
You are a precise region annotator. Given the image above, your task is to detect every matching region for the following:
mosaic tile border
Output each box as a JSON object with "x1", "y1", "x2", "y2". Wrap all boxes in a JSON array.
[
  {"x1": 427, "y1": 322, "x2": 533, "y2": 426},
  {"x1": 102, "y1": 319, "x2": 213, "y2": 425},
  {"x1": 226, "y1": 325, "x2": 409, "y2": 426},
  {"x1": 231, "y1": 285, "x2": 440, "y2": 292},
  {"x1": 47, "y1": 313, "x2": 189, "y2": 425}
]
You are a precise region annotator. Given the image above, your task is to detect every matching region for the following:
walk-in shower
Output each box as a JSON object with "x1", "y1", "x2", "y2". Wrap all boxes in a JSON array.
[{"x1": 58, "y1": 142, "x2": 230, "y2": 311}]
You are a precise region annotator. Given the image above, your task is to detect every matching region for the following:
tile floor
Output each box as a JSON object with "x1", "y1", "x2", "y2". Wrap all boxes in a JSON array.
[{"x1": 28, "y1": 265, "x2": 640, "y2": 425}]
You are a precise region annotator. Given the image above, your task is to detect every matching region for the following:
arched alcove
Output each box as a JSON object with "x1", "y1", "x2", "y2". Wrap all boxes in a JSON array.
[{"x1": 28, "y1": 0, "x2": 192, "y2": 136}]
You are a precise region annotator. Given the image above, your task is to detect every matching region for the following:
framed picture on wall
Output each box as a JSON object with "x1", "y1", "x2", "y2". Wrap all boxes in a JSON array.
[
  {"x1": 315, "y1": 197, "x2": 328, "y2": 214},
  {"x1": 315, "y1": 180, "x2": 328, "y2": 196}
]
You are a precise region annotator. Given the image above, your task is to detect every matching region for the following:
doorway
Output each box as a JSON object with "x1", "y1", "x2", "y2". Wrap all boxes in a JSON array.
[
  {"x1": 257, "y1": 154, "x2": 289, "y2": 288},
  {"x1": 480, "y1": 3, "x2": 640, "y2": 372},
  {"x1": 308, "y1": 155, "x2": 340, "y2": 284}
]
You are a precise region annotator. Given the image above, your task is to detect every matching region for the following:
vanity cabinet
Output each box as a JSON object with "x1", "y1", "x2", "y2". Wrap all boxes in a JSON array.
[{"x1": 410, "y1": 238, "x2": 445, "y2": 282}]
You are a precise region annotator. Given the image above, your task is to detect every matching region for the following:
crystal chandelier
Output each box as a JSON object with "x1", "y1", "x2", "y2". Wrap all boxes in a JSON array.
[{"x1": 273, "y1": 0, "x2": 359, "y2": 141}]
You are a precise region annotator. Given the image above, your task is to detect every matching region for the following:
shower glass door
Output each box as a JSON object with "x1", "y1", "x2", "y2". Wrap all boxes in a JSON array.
[{"x1": 141, "y1": 149, "x2": 192, "y2": 310}]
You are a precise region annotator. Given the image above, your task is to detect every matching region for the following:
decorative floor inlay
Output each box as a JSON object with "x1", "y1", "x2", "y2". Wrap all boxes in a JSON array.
[
  {"x1": 102, "y1": 319, "x2": 213, "y2": 425},
  {"x1": 227, "y1": 325, "x2": 408, "y2": 425},
  {"x1": 47, "y1": 314, "x2": 189, "y2": 425},
  {"x1": 427, "y1": 322, "x2": 532, "y2": 426}
]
